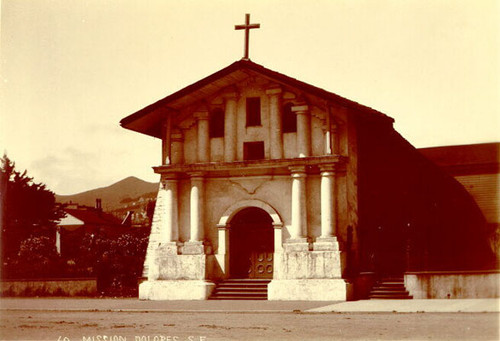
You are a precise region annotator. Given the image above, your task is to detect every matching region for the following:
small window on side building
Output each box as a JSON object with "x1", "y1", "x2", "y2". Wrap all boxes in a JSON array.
[
  {"x1": 243, "y1": 141, "x2": 265, "y2": 160},
  {"x1": 246, "y1": 97, "x2": 261, "y2": 127},
  {"x1": 210, "y1": 108, "x2": 225, "y2": 138},
  {"x1": 282, "y1": 102, "x2": 297, "y2": 133}
]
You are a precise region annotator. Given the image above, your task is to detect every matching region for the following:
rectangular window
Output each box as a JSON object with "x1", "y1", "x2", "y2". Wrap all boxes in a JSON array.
[
  {"x1": 246, "y1": 97, "x2": 261, "y2": 127},
  {"x1": 243, "y1": 141, "x2": 265, "y2": 160},
  {"x1": 282, "y1": 102, "x2": 297, "y2": 133},
  {"x1": 209, "y1": 108, "x2": 225, "y2": 138}
]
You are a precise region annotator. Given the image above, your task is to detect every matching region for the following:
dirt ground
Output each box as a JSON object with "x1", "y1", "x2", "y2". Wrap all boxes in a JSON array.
[{"x1": 0, "y1": 310, "x2": 498, "y2": 341}]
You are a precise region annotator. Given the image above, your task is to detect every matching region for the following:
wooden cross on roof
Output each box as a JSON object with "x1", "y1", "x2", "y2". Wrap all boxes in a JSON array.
[{"x1": 235, "y1": 14, "x2": 260, "y2": 60}]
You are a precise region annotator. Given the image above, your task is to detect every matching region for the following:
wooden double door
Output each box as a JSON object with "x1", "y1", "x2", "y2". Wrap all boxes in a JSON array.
[{"x1": 229, "y1": 207, "x2": 274, "y2": 279}]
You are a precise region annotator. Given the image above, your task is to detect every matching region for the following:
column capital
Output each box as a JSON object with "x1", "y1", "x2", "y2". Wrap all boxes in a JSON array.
[
  {"x1": 291, "y1": 104, "x2": 309, "y2": 114},
  {"x1": 265, "y1": 87, "x2": 282, "y2": 96},
  {"x1": 171, "y1": 129, "x2": 184, "y2": 142},
  {"x1": 193, "y1": 111, "x2": 209, "y2": 120},
  {"x1": 221, "y1": 87, "x2": 240, "y2": 99},
  {"x1": 188, "y1": 171, "x2": 206, "y2": 179},
  {"x1": 161, "y1": 172, "x2": 180, "y2": 182},
  {"x1": 289, "y1": 165, "x2": 307, "y2": 175},
  {"x1": 217, "y1": 223, "x2": 230, "y2": 230},
  {"x1": 319, "y1": 164, "x2": 337, "y2": 174},
  {"x1": 272, "y1": 222, "x2": 284, "y2": 229}
]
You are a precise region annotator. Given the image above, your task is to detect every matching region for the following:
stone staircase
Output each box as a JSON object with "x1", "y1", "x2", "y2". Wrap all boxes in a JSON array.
[
  {"x1": 209, "y1": 279, "x2": 271, "y2": 300},
  {"x1": 369, "y1": 276, "x2": 413, "y2": 299}
]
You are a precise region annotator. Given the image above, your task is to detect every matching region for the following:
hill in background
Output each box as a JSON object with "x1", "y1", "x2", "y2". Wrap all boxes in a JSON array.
[{"x1": 56, "y1": 176, "x2": 158, "y2": 212}]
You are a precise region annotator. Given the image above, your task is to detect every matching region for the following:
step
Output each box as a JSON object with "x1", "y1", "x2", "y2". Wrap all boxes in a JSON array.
[
  {"x1": 209, "y1": 295, "x2": 267, "y2": 301},
  {"x1": 368, "y1": 275, "x2": 412, "y2": 300},
  {"x1": 216, "y1": 283, "x2": 270, "y2": 287},
  {"x1": 224, "y1": 279, "x2": 271, "y2": 283},
  {"x1": 211, "y1": 290, "x2": 268, "y2": 295},
  {"x1": 370, "y1": 291, "x2": 410, "y2": 296},
  {"x1": 371, "y1": 287, "x2": 407, "y2": 291},
  {"x1": 214, "y1": 287, "x2": 267, "y2": 292},
  {"x1": 209, "y1": 279, "x2": 270, "y2": 301},
  {"x1": 369, "y1": 295, "x2": 413, "y2": 300}
]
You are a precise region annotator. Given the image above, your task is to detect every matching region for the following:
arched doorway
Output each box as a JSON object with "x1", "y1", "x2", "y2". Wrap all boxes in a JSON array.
[{"x1": 229, "y1": 207, "x2": 274, "y2": 279}]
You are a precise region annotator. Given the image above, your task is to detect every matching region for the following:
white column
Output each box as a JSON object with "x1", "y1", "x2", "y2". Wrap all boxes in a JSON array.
[
  {"x1": 160, "y1": 174, "x2": 179, "y2": 244},
  {"x1": 325, "y1": 106, "x2": 333, "y2": 155},
  {"x1": 273, "y1": 223, "x2": 283, "y2": 253},
  {"x1": 224, "y1": 92, "x2": 238, "y2": 162},
  {"x1": 266, "y1": 87, "x2": 283, "y2": 159},
  {"x1": 216, "y1": 224, "x2": 230, "y2": 277},
  {"x1": 161, "y1": 113, "x2": 172, "y2": 165},
  {"x1": 320, "y1": 165, "x2": 336, "y2": 238},
  {"x1": 183, "y1": 172, "x2": 206, "y2": 255},
  {"x1": 292, "y1": 104, "x2": 311, "y2": 157},
  {"x1": 189, "y1": 173, "x2": 205, "y2": 242},
  {"x1": 195, "y1": 111, "x2": 210, "y2": 162},
  {"x1": 314, "y1": 164, "x2": 340, "y2": 251},
  {"x1": 171, "y1": 129, "x2": 184, "y2": 165},
  {"x1": 289, "y1": 166, "x2": 307, "y2": 240}
]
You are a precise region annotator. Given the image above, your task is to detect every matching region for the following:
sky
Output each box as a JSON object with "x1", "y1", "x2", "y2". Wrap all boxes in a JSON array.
[{"x1": 1, "y1": 0, "x2": 499, "y2": 195}]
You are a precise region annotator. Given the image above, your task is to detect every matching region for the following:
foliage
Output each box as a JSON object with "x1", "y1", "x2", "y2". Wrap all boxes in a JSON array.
[
  {"x1": 1, "y1": 154, "x2": 65, "y2": 264},
  {"x1": 0, "y1": 154, "x2": 150, "y2": 296},
  {"x1": 9, "y1": 236, "x2": 62, "y2": 278},
  {"x1": 65, "y1": 229, "x2": 150, "y2": 296},
  {"x1": 94, "y1": 231, "x2": 149, "y2": 296}
]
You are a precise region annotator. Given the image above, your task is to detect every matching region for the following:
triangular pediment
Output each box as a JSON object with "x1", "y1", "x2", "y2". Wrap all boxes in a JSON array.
[{"x1": 120, "y1": 59, "x2": 392, "y2": 138}]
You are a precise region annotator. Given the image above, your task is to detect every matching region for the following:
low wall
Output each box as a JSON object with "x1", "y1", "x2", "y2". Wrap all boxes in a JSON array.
[
  {"x1": 351, "y1": 272, "x2": 376, "y2": 300},
  {"x1": 1, "y1": 278, "x2": 97, "y2": 297},
  {"x1": 405, "y1": 270, "x2": 500, "y2": 299}
]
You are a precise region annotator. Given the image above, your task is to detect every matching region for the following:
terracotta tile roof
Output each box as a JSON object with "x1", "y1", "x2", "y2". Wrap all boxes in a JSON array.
[
  {"x1": 64, "y1": 208, "x2": 122, "y2": 227},
  {"x1": 418, "y1": 143, "x2": 500, "y2": 175}
]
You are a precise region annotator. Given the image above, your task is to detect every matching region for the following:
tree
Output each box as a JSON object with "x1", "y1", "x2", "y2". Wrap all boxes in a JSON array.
[{"x1": 1, "y1": 154, "x2": 65, "y2": 275}]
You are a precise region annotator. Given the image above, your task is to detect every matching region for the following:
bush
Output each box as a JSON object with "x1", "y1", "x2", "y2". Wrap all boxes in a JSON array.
[
  {"x1": 8, "y1": 236, "x2": 62, "y2": 278},
  {"x1": 77, "y1": 230, "x2": 149, "y2": 296}
]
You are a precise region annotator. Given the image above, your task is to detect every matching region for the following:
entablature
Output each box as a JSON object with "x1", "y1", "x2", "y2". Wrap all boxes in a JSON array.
[{"x1": 153, "y1": 155, "x2": 347, "y2": 178}]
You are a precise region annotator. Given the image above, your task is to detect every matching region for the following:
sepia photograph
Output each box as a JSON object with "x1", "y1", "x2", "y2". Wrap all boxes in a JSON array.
[{"x1": 1, "y1": 1, "x2": 499, "y2": 340}]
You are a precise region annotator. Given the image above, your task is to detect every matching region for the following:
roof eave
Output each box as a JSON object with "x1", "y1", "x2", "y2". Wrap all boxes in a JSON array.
[{"x1": 120, "y1": 59, "x2": 394, "y2": 136}]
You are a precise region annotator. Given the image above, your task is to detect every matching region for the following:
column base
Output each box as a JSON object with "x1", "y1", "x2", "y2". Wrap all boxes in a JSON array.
[
  {"x1": 157, "y1": 242, "x2": 179, "y2": 255},
  {"x1": 181, "y1": 241, "x2": 205, "y2": 255},
  {"x1": 139, "y1": 280, "x2": 215, "y2": 300},
  {"x1": 268, "y1": 279, "x2": 347, "y2": 301},
  {"x1": 283, "y1": 238, "x2": 309, "y2": 252},
  {"x1": 313, "y1": 237, "x2": 339, "y2": 251}
]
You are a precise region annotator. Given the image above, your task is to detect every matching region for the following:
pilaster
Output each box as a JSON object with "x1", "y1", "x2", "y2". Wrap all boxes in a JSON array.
[
  {"x1": 194, "y1": 111, "x2": 210, "y2": 163},
  {"x1": 171, "y1": 129, "x2": 184, "y2": 165},
  {"x1": 223, "y1": 91, "x2": 238, "y2": 162},
  {"x1": 292, "y1": 104, "x2": 311, "y2": 157},
  {"x1": 215, "y1": 224, "x2": 230, "y2": 277},
  {"x1": 266, "y1": 87, "x2": 283, "y2": 159},
  {"x1": 161, "y1": 113, "x2": 172, "y2": 165}
]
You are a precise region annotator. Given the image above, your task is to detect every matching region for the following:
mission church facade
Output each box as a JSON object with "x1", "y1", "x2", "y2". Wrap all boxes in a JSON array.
[{"x1": 120, "y1": 18, "x2": 494, "y2": 301}]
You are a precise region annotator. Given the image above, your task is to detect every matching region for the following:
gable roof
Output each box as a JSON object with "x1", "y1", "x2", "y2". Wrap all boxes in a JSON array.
[
  {"x1": 120, "y1": 59, "x2": 393, "y2": 138},
  {"x1": 63, "y1": 208, "x2": 122, "y2": 227},
  {"x1": 418, "y1": 142, "x2": 500, "y2": 175}
]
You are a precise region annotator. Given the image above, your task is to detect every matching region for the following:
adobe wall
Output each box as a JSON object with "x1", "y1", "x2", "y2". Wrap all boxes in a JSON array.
[
  {"x1": 405, "y1": 271, "x2": 500, "y2": 299},
  {"x1": 1, "y1": 278, "x2": 97, "y2": 297},
  {"x1": 355, "y1": 120, "x2": 495, "y2": 274}
]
